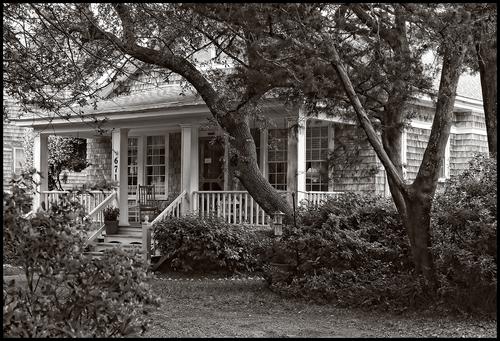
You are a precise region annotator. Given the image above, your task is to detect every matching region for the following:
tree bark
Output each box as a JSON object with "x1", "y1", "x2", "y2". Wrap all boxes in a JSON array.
[
  {"x1": 476, "y1": 41, "x2": 497, "y2": 158},
  {"x1": 220, "y1": 113, "x2": 294, "y2": 221}
]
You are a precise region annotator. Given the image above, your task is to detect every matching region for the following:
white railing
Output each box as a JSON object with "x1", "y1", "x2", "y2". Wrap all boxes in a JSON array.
[
  {"x1": 192, "y1": 191, "x2": 269, "y2": 226},
  {"x1": 150, "y1": 190, "x2": 186, "y2": 225},
  {"x1": 84, "y1": 191, "x2": 118, "y2": 246},
  {"x1": 142, "y1": 191, "x2": 187, "y2": 263},
  {"x1": 41, "y1": 190, "x2": 112, "y2": 221},
  {"x1": 299, "y1": 191, "x2": 343, "y2": 207}
]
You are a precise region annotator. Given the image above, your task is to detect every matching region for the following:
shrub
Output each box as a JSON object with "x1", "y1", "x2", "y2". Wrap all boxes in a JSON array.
[
  {"x1": 103, "y1": 206, "x2": 120, "y2": 221},
  {"x1": 263, "y1": 193, "x2": 418, "y2": 311},
  {"x1": 3, "y1": 170, "x2": 159, "y2": 337},
  {"x1": 431, "y1": 154, "x2": 497, "y2": 315},
  {"x1": 153, "y1": 214, "x2": 269, "y2": 273}
]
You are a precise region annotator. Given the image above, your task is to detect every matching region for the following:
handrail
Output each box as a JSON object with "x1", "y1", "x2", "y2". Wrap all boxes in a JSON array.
[
  {"x1": 150, "y1": 190, "x2": 186, "y2": 225},
  {"x1": 142, "y1": 191, "x2": 186, "y2": 263},
  {"x1": 83, "y1": 190, "x2": 117, "y2": 222},
  {"x1": 85, "y1": 224, "x2": 106, "y2": 246}
]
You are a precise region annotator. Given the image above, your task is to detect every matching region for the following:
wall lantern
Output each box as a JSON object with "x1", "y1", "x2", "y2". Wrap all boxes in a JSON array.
[{"x1": 272, "y1": 211, "x2": 285, "y2": 236}]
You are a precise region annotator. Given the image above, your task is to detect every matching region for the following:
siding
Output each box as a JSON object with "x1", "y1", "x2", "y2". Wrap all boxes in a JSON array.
[
  {"x1": 3, "y1": 123, "x2": 32, "y2": 190},
  {"x1": 330, "y1": 124, "x2": 379, "y2": 194},
  {"x1": 86, "y1": 136, "x2": 112, "y2": 184},
  {"x1": 168, "y1": 132, "x2": 182, "y2": 195}
]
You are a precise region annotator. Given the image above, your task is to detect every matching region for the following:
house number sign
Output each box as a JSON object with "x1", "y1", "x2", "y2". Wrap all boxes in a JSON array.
[{"x1": 113, "y1": 156, "x2": 119, "y2": 181}]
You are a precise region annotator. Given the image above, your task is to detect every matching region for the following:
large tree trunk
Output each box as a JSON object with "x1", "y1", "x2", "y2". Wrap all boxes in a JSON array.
[
  {"x1": 221, "y1": 114, "x2": 294, "y2": 221},
  {"x1": 476, "y1": 41, "x2": 497, "y2": 158},
  {"x1": 402, "y1": 188, "x2": 437, "y2": 287}
]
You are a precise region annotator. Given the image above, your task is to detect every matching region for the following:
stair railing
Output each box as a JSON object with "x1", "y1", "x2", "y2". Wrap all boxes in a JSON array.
[
  {"x1": 142, "y1": 190, "x2": 186, "y2": 262},
  {"x1": 84, "y1": 190, "x2": 118, "y2": 246}
]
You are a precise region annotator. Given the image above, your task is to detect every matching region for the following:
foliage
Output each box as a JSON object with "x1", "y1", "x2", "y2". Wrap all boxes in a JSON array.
[
  {"x1": 153, "y1": 214, "x2": 269, "y2": 273},
  {"x1": 103, "y1": 206, "x2": 120, "y2": 221},
  {"x1": 48, "y1": 136, "x2": 90, "y2": 191},
  {"x1": 431, "y1": 154, "x2": 497, "y2": 315},
  {"x1": 3, "y1": 171, "x2": 159, "y2": 337},
  {"x1": 263, "y1": 193, "x2": 419, "y2": 311},
  {"x1": 265, "y1": 161, "x2": 497, "y2": 316}
]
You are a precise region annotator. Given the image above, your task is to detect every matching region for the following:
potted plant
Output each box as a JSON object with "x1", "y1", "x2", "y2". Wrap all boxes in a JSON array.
[{"x1": 103, "y1": 207, "x2": 120, "y2": 234}]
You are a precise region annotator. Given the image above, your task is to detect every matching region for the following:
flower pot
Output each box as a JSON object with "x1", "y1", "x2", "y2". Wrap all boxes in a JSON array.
[{"x1": 104, "y1": 220, "x2": 119, "y2": 235}]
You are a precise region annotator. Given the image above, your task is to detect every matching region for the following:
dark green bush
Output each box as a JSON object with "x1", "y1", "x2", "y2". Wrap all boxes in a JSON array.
[
  {"x1": 153, "y1": 214, "x2": 270, "y2": 273},
  {"x1": 264, "y1": 155, "x2": 496, "y2": 316},
  {"x1": 263, "y1": 193, "x2": 418, "y2": 311},
  {"x1": 3, "y1": 170, "x2": 159, "y2": 337},
  {"x1": 431, "y1": 154, "x2": 497, "y2": 315}
]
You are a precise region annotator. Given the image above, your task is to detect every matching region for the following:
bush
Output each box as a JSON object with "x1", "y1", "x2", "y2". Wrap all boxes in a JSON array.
[
  {"x1": 3, "y1": 170, "x2": 159, "y2": 337},
  {"x1": 153, "y1": 214, "x2": 271, "y2": 273},
  {"x1": 263, "y1": 193, "x2": 419, "y2": 311},
  {"x1": 431, "y1": 154, "x2": 497, "y2": 315},
  {"x1": 264, "y1": 155, "x2": 496, "y2": 316}
]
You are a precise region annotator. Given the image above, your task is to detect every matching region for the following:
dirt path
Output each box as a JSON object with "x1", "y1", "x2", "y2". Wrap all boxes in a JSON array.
[{"x1": 144, "y1": 273, "x2": 496, "y2": 338}]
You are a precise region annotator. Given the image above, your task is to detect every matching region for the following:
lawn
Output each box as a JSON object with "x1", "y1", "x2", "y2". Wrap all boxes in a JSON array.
[
  {"x1": 3, "y1": 264, "x2": 496, "y2": 338},
  {"x1": 143, "y1": 272, "x2": 497, "y2": 338}
]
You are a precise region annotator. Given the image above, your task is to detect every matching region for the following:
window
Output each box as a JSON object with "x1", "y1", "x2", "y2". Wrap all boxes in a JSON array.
[
  {"x1": 146, "y1": 136, "x2": 166, "y2": 196},
  {"x1": 306, "y1": 125, "x2": 329, "y2": 191},
  {"x1": 128, "y1": 137, "x2": 139, "y2": 196},
  {"x1": 268, "y1": 129, "x2": 287, "y2": 190},
  {"x1": 13, "y1": 147, "x2": 26, "y2": 174}
]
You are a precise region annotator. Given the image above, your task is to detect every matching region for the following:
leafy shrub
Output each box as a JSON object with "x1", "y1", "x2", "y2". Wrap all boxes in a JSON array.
[
  {"x1": 3, "y1": 170, "x2": 159, "y2": 337},
  {"x1": 431, "y1": 154, "x2": 497, "y2": 315},
  {"x1": 153, "y1": 214, "x2": 270, "y2": 273},
  {"x1": 263, "y1": 193, "x2": 419, "y2": 311},
  {"x1": 103, "y1": 206, "x2": 120, "y2": 221}
]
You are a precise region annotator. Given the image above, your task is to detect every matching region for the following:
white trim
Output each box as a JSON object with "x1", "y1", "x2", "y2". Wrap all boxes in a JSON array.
[
  {"x1": 410, "y1": 120, "x2": 487, "y2": 136},
  {"x1": 12, "y1": 147, "x2": 26, "y2": 174}
]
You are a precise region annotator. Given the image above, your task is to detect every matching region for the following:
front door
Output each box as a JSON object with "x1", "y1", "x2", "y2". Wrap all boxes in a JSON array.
[{"x1": 199, "y1": 136, "x2": 224, "y2": 191}]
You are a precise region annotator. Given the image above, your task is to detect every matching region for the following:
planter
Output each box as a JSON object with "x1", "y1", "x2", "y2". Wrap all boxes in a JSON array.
[{"x1": 104, "y1": 220, "x2": 119, "y2": 235}]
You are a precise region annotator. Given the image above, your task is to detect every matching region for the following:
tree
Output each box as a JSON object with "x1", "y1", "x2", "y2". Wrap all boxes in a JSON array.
[
  {"x1": 48, "y1": 136, "x2": 89, "y2": 191},
  {"x1": 281, "y1": 4, "x2": 476, "y2": 285},
  {"x1": 207, "y1": 3, "x2": 479, "y2": 285},
  {"x1": 470, "y1": 4, "x2": 496, "y2": 158},
  {"x1": 3, "y1": 3, "x2": 295, "y2": 220}
]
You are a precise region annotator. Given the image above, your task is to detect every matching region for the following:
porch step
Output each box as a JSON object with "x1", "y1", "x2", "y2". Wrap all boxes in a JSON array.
[
  {"x1": 104, "y1": 234, "x2": 142, "y2": 244},
  {"x1": 116, "y1": 226, "x2": 143, "y2": 236},
  {"x1": 91, "y1": 242, "x2": 143, "y2": 253}
]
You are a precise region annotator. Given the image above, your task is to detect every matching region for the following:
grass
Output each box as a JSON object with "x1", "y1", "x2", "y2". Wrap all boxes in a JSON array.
[{"x1": 142, "y1": 272, "x2": 497, "y2": 338}]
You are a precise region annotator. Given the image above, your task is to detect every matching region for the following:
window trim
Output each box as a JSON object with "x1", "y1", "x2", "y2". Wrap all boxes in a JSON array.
[
  {"x1": 438, "y1": 136, "x2": 451, "y2": 182},
  {"x1": 12, "y1": 147, "x2": 26, "y2": 174}
]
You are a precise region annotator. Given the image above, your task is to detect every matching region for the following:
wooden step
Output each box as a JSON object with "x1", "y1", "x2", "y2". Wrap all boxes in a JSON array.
[
  {"x1": 104, "y1": 234, "x2": 142, "y2": 244},
  {"x1": 93, "y1": 242, "x2": 142, "y2": 252}
]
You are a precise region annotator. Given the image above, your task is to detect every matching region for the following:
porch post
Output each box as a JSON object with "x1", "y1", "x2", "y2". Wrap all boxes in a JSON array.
[
  {"x1": 297, "y1": 106, "x2": 307, "y2": 205},
  {"x1": 287, "y1": 116, "x2": 298, "y2": 207},
  {"x1": 111, "y1": 128, "x2": 129, "y2": 226},
  {"x1": 32, "y1": 132, "x2": 49, "y2": 210},
  {"x1": 181, "y1": 124, "x2": 199, "y2": 212},
  {"x1": 259, "y1": 128, "x2": 268, "y2": 177}
]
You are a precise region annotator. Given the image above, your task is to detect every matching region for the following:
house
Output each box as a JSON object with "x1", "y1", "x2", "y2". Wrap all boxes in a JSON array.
[{"x1": 11, "y1": 63, "x2": 488, "y2": 236}]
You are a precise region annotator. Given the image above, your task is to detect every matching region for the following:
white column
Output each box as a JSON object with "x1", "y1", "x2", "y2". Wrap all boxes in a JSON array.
[
  {"x1": 296, "y1": 108, "x2": 307, "y2": 204},
  {"x1": 287, "y1": 117, "x2": 298, "y2": 207},
  {"x1": 181, "y1": 124, "x2": 199, "y2": 211},
  {"x1": 327, "y1": 123, "x2": 335, "y2": 192},
  {"x1": 259, "y1": 128, "x2": 268, "y2": 177},
  {"x1": 32, "y1": 132, "x2": 49, "y2": 210},
  {"x1": 112, "y1": 128, "x2": 129, "y2": 226}
]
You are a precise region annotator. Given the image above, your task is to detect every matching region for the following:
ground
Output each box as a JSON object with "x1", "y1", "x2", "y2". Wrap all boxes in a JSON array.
[
  {"x1": 143, "y1": 272, "x2": 497, "y2": 338},
  {"x1": 3, "y1": 265, "x2": 496, "y2": 338}
]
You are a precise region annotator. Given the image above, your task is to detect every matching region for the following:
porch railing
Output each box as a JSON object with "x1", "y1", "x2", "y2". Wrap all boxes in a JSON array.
[
  {"x1": 84, "y1": 190, "x2": 118, "y2": 246},
  {"x1": 299, "y1": 191, "x2": 343, "y2": 207},
  {"x1": 41, "y1": 190, "x2": 112, "y2": 222},
  {"x1": 192, "y1": 191, "x2": 269, "y2": 226},
  {"x1": 142, "y1": 191, "x2": 187, "y2": 262}
]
